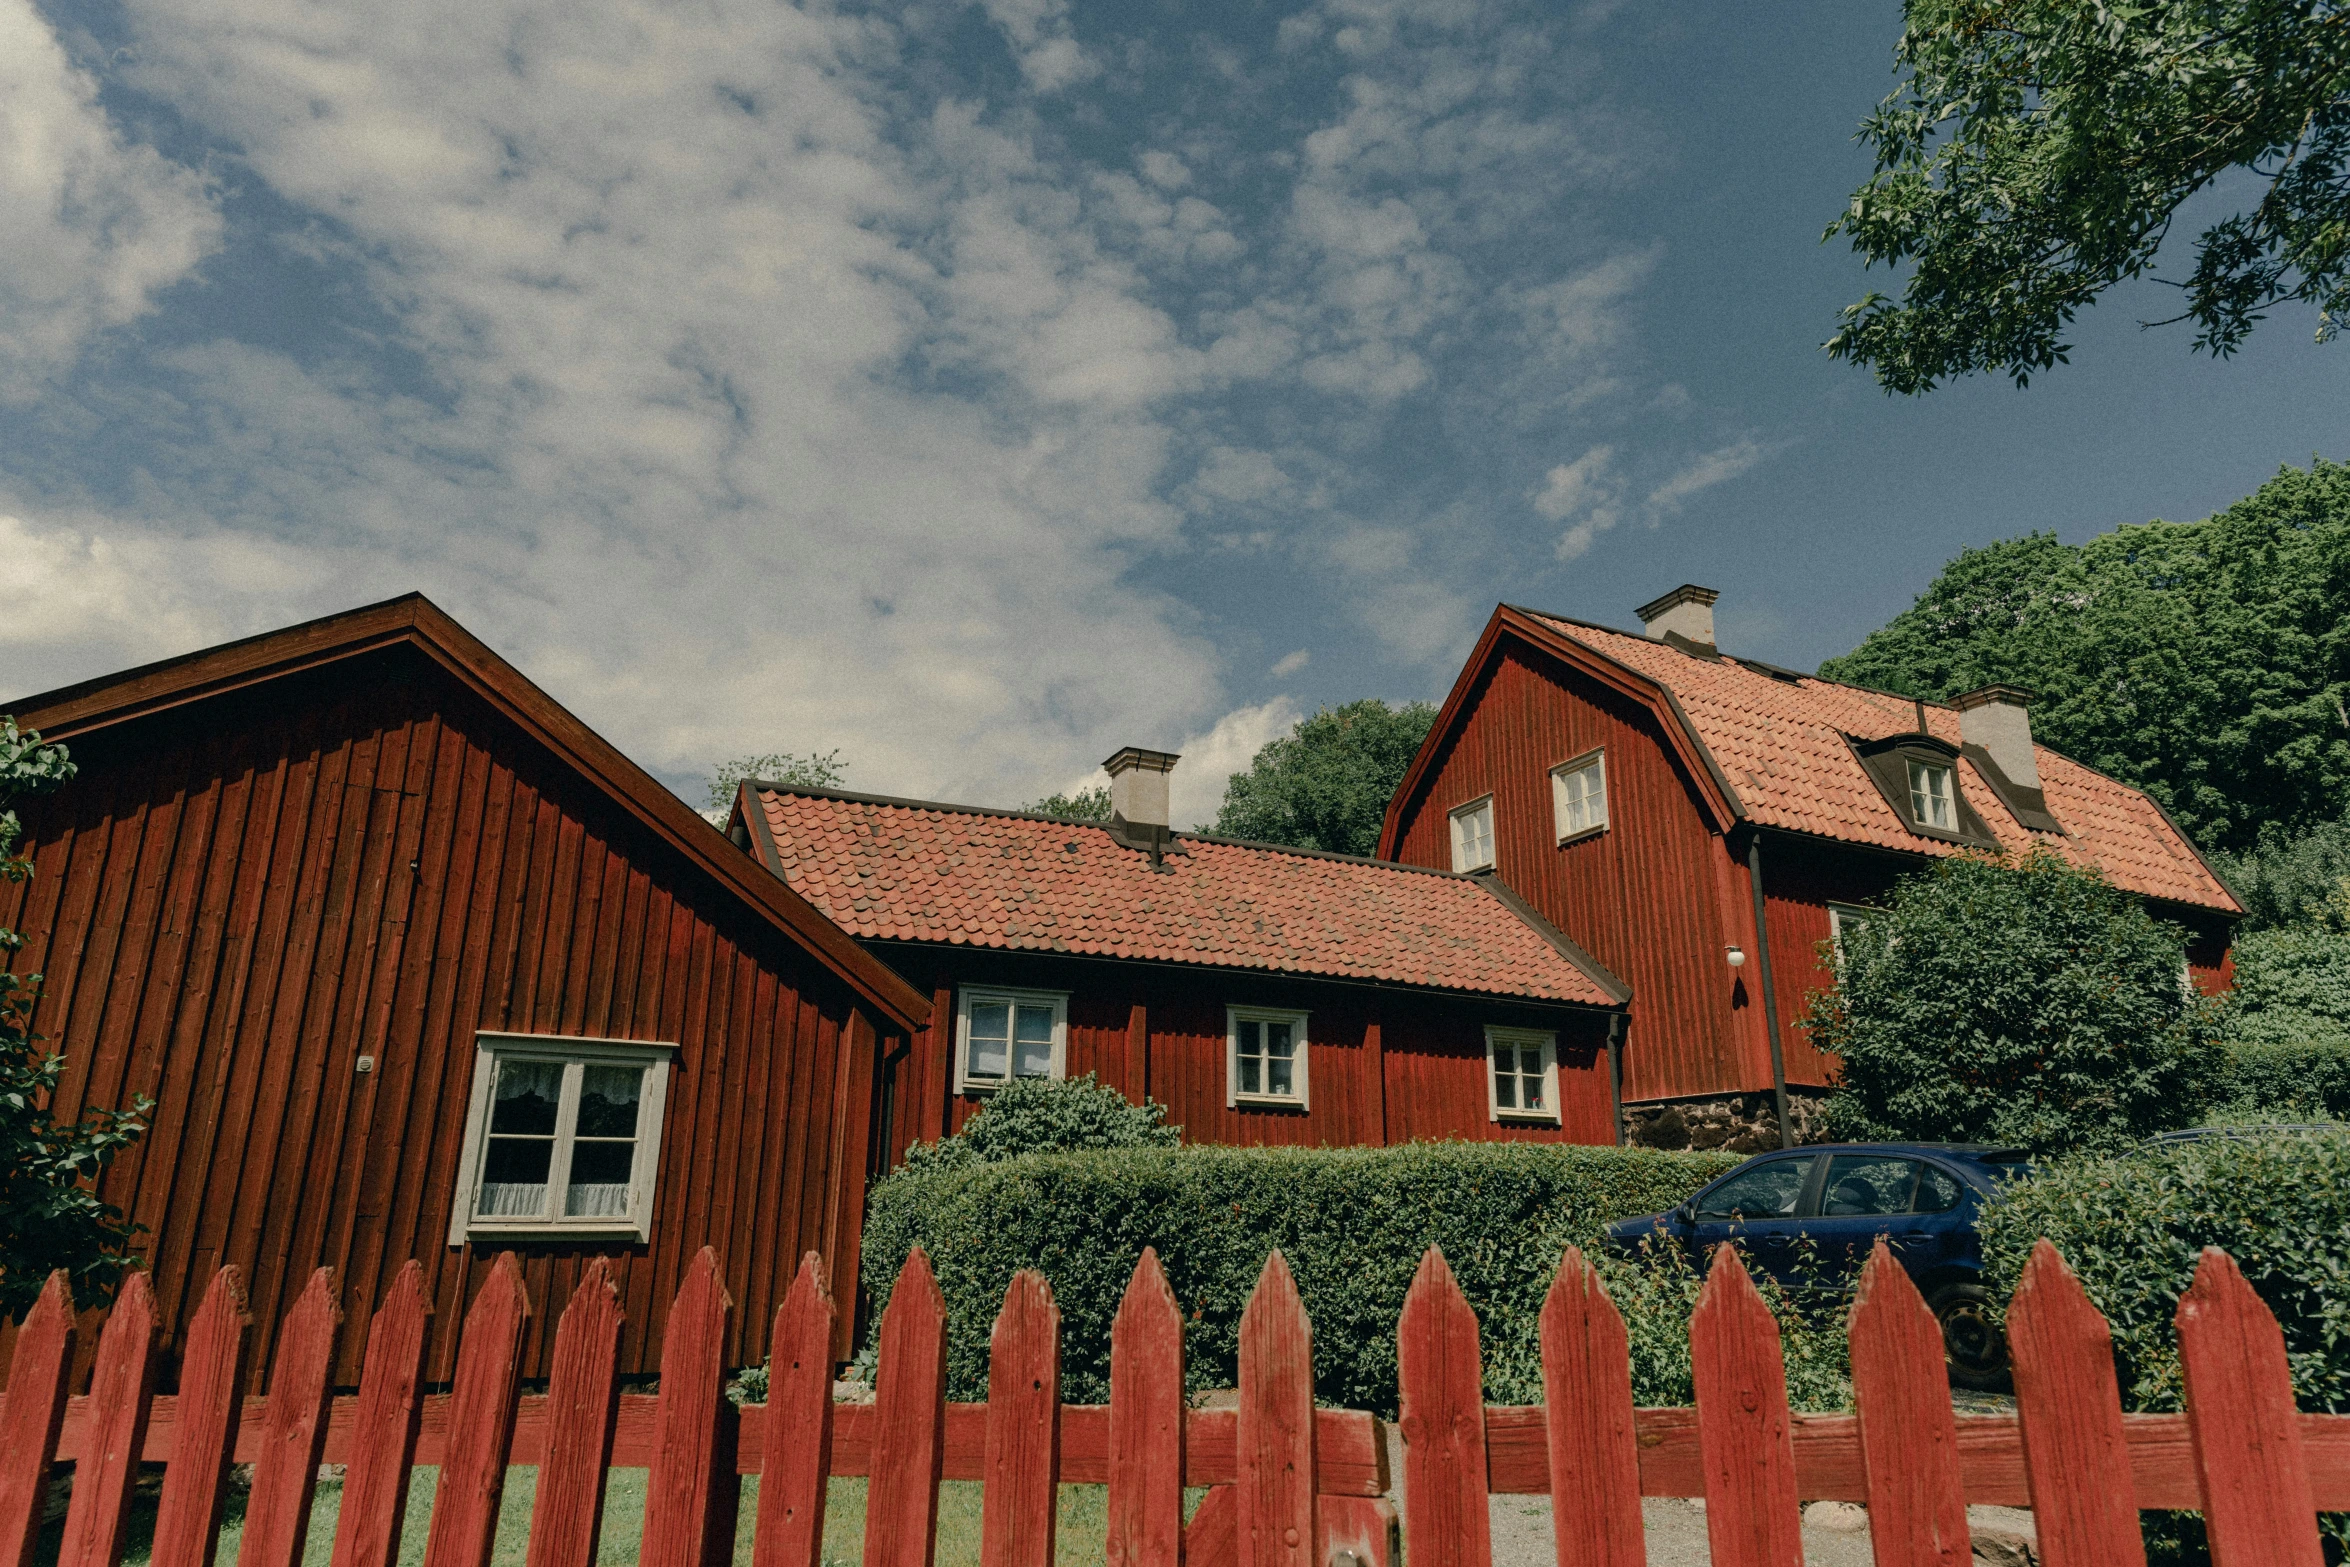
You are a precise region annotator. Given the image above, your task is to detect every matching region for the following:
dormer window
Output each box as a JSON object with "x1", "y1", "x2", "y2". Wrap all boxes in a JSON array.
[
  {"x1": 1847, "y1": 733, "x2": 2001, "y2": 850},
  {"x1": 1449, "y1": 796, "x2": 1495, "y2": 872},
  {"x1": 1907, "y1": 760, "x2": 1954, "y2": 830}
]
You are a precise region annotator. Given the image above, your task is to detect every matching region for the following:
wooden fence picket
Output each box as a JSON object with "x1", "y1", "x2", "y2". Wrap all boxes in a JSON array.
[
  {"x1": 2175, "y1": 1247, "x2": 2325, "y2": 1567},
  {"x1": 240, "y1": 1269, "x2": 341, "y2": 1567},
  {"x1": 420, "y1": 1254, "x2": 531, "y2": 1567},
  {"x1": 2007, "y1": 1239, "x2": 2147, "y2": 1567},
  {"x1": 0, "y1": 1274, "x2": 75, "y2": 1567},
  {"x1": 330, "y1": 1261, "x2": 431, "y2": 1567},
  {"x1": 1108, "y1": 1248, "x2": 1186, "y2": 1567},
  {"x1": 980, "y1": 1271, "x2": 1061, "y2": 1567},
  {"x1": 1687, "y1": 1247, "x2": 1801, "y2": 1567},
  {"x1": 864, "y1": 1246, "x2": 949, "y2": 1567},
  {"x1": 1236, "y1": 1252, "x2": 1315, "y2": 1567},
  {"x1": 1848, "y1": 1242, "x2": 1969, "y2": 1567},
  {"x1": 1537, "y1": 1248, "x2": 1642, "y2": 1567},
  {"x1": 752, "y1": 1254, "x2": 837, "y2": 1567},
  {"x1": 526, "y1": 1259, "x2": 624, "y2": 1567},
  {"x1": 642, "y1": 1250, "x2": 739, "y2": 1567},
  {"x1": 1397, "y1": 1248, "x2": 1490, "y2": 1567},
  {"x1": 57, "y1": 1269, "x2": 160, "y2": 1567},
  {"x1": 149, "y1": 1265, "x2": 251, "y2": 1567}
]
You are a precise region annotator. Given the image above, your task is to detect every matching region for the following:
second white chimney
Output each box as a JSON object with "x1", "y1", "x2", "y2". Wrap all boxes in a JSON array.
[
  {"x1": 1954, "y1": 686, "x2": 2040, "y2": 788},
  {"x1": 1103, "y1": 746, "x2": 1179, "y2": 831}
]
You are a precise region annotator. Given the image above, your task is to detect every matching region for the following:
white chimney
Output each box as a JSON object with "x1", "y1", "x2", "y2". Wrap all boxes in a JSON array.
[
  {"x1": 1102, "y1": 746, "x2": 1179, "y2": 832},
  {"x1": 1636, "y1": 584, "x2": 1720, "y2": 647},
  {"x1": 1954, "y1": 686, "x2": 2040, "y2": 788}
]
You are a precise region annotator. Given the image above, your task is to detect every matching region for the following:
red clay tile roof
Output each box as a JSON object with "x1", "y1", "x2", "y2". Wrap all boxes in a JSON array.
[
  {"x1": 746, "y1": 788, "x2": 1626, "y2": 1006},
  {"x1": 1521, "y1": 612, "x2": 2239, "y2": 914}
]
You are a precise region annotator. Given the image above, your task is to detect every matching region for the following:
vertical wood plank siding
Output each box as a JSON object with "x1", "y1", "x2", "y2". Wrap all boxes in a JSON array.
[
  {"x1": 0, "y1": 651, "x2": 888, "y2": 1389},
  {"x1": 872, "y1": 950, "x2": 1615, "y2": 1161},
  {"x1": 1385, "y1": 648, "x2": 1760, "y2": 1103}
]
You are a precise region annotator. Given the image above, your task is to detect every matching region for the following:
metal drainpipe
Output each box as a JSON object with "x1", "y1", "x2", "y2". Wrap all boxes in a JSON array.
[
  {"x1": 1604, "y1": 1011, "x2": 1626, "y2": 1147},
  {"x1": 1745, "y1": 832, "x2": 1795, "y2": 1150}
]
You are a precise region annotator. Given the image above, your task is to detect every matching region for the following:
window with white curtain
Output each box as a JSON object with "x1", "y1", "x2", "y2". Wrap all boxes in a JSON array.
[
  {"x1": 1449, "y1": 796, "x2": 1496, "y2": 872},
  {"x1": 1485, "y1": 1027, "x2": 1560, "y2": 1123},
  {"x1": 1227, "y1": 1007, "x2": 1310, "y2": 1108},
  {"x1": 955, "y1": 987, "x2": 1068, "y2": 1092},
  {"x1": 1551, "y1": 751, "x2": 1608, "y2": 842},
  {"x1": 448, "y1": 1034, "x2": 672, "y2": 1244}
]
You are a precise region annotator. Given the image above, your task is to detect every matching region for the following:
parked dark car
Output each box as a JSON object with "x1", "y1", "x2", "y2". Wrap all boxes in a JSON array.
[{"x1": 1605, "y1": 1141, "x2": 2031, "y2": 1387}]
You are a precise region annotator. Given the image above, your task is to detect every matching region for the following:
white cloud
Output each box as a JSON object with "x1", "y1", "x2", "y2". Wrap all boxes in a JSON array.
[
  {"x1": 1646, "y1": 438, "x2": 1769, "y2": 515},
  {"x1": 1270, "y1": 648, "x2": 1311, "y2": 677},
  {"x1": 1534, "y1": 444, "x2": 1623, "y2": 561},
  {"x1": 0, "y1": 0, "x2": 220, "y2": 403},
  {"x1": 1169, "y1": 696, "x2": 1302, "y2": 830}
]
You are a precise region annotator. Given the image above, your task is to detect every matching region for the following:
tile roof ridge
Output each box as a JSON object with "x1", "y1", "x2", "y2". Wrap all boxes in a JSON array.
[
  {"x1": 1468, "y1": 872, "x2": 1631, "y2": 1004},
  {"x1": 751, "y1": 781, "x2": 1117, "y2": 828},
  {"x1": 758, "y1": 782, "x2": 1480, "y2": 881}
]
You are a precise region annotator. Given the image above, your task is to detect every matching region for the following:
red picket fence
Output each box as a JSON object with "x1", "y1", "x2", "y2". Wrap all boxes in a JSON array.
[{"x1": 0, "y1": 1237, "x2": 2346, "y2": 1567}]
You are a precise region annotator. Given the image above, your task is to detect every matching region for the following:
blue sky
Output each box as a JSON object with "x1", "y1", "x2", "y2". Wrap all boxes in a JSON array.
[{"x1": 6, "y1": 0, "x2": 2347, "y2": 824}]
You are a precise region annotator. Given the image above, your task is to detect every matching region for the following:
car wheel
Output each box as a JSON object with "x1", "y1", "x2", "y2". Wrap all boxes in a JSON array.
[{"x1": 1928, "y1": 1282, "x2": 2008, "y2": 1391}]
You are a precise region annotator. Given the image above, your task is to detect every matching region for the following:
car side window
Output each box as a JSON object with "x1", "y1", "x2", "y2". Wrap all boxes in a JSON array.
[
  {"x1": 1693, "y1": 1156, "x2": 1816, "y2": 1219},
  {"x1": 1915, "y1": 1164, "x2": 1964, "y2": 1213},
  {"x1": 1820, "y1": 1155, "x2": 1919, "y2": 1216}
]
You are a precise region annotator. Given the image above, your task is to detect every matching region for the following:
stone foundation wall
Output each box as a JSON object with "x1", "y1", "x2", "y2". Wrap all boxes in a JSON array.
[{"x1": 1620, "y1": 1089, "x2": 1829, "y2": 1154}]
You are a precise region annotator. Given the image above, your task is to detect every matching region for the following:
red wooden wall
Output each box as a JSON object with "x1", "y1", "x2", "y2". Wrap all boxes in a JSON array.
[
  {"x1": 868, "y1": 947, "x2": 1617, "y2": 1160},
  {"x1": 0, "y1": 648, "x2": 896, "y2": 1389},
  {"x1": 1383, "y1": 645, "x2": 1778, "y2": 1103}
]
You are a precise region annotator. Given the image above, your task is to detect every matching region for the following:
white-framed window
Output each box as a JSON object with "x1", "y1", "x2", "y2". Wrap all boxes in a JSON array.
[
  {"x1": 955, "y1": 986, "x2": 1068, "y2": 1093},
  {"x1": 1485, "y1": 1027, "x2": 1559, "y2": 1123},
  {"x1": 1449, "y1": 796, "x2": 1496, "y2": 872},
  {"x1": 1827, "y1": 903, "x2": 1884, "y2": 967},
  {"x1": 1227, "y1": 1007, "x2": 1310, "y2": 1109},
  {"x1": 1551, "y1": 751, "x2": 1608, "y2": 843},
  {"x1": 447, "y1": 1034, "x2": 674, "y2": 1245},
  {"x1": 1907, "y1": 760, "x2": 1954, "y2": 830}
]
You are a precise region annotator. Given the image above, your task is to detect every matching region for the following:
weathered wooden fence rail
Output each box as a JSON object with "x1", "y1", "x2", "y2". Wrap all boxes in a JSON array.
[{"x1": 1, "y1": 1236, "x2": 2346, "y2": 1567}]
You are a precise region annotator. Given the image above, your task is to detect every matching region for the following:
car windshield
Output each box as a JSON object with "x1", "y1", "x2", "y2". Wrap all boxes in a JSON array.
[{"x1": 1693, "y1": 1156, "x2": 1815, "y2": 1219}]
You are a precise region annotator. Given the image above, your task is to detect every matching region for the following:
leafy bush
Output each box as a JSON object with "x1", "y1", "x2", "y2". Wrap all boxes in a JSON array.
[
  {"x1": 2219, "y1": 1038, "x2": 2350, "y2": 1122},
  {"x1": 1597, "y1": 1239, "x2": 1850, "y2": 1413},
  {"x1": 860, "y1": 1140, "x2": 1740, "y2": 1413},
  {"x1": 898, "y1": 1074, "x2": 1180, "y2": 1174},
  {"x1": 2212, "y1": 810, "x2": 2350, "y2": 932},
  {"x1": 2217, "y1": 892, "x2": 2350, "y2": 1054},
  {"x1": 1980, "y1": 1132, "x2": 2350, "y2": 1561},
  {"x1": 1806, "y1": 848, "x2": 2228, "y2": 1156}
]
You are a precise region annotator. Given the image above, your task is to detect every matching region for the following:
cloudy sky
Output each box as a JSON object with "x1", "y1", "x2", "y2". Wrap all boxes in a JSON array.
[{"x1": 7, "y1": 0, "x2": 2349, "y2": 824}]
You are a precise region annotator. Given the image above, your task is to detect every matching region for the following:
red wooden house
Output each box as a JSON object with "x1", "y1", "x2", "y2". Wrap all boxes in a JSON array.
[
  {"x1": 0, "y1": 595, "x2": 930, "y2": 1386},
  {"x1": 1377, "y1": 587, "x2": 2243, "y2": 1147},
  {"x1": 727, "y1": 748, "x2": 1632, "y2": 1159}
]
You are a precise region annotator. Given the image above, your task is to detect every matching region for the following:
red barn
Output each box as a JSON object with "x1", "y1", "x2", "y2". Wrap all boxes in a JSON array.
[
  {"x1": 0, "y1": 596, "x2": 929, "y2": 1386},
  {"x1": 1377, "y1": 588, "x2": 2242, "y2": 1147},
  {"x1": 729, "y1": 752, "x2": 1631, "y2": 1159}
]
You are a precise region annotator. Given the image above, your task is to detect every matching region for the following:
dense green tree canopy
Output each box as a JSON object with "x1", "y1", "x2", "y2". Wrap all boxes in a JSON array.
[
  {"x1": 1818, "y1": 460, "x2": 2350, "y2": 855},
  {"x1": 1807, "y1": 849, "x2": 2225, "y2": 1155},
  {"x1": 1209, "y1": 698, "x2": 1437, "y2": 855},
  {"x1": 1023, "y1": 785, "x2": 1110, "y2": 820},
  {"x1": 1829, "y1": 0, "x2": 2350, "y2": 392},
  {"x1": 0, "y1": 721, "x2": 150, "y2": 1316}
]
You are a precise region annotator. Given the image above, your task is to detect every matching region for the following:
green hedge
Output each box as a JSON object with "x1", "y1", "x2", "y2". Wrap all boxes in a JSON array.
[
  {"x1": 2221, "y1": 1037, "x2": 2350, "y2": 1121},
  {"x1": 859, "y1": 1140, "x2": 1740, "y2": 1413},
  {"x1": 1980, "y1": 1131, "x2": 2350, "y2": 1562}
]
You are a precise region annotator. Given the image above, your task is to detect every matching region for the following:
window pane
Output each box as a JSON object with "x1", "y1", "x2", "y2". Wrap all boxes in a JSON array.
[
  {"x1": 1265, "y1": 1021, "x2": 1293, "y2": 1059},
  {"x1": 490, "y1": 1060, "x2": 563, "y2": 1135},
  {"x1": 1694, "y1": 1156, "x2": 1814, "y2": 1219},
  {"x1": 1013, "y1": 1002, "x2": 1055, "y2": 1078},
  {"x1": 566, "y1": 1137, "x2": 637, "y2": 1216},
  {"x1": 480, "y1": 1133, "x2": 551, "y2": 1217},
  {"x1": 1822, "y1": 1156, "x2": 1917, "y2": 1216},
  {"x1": 1239, "y1": 1053, "x2": 1261, "y2": 1095},
  {"x1": 1266, "y1": 1054, "x2": 1292, "y2": 1096},
  {"x1": 967, "y1": 1001, "x2": 1010, "y2": 1079},
  {"x1": 576, "y1": 1066, "x2": 643, "y2": 1138},
  {"x1": 1916, "y1": 1166, "x2": 1963, "y2": 1213},
  {"x1": 1494, "y1": 1058, "x2": 1517, "y2": 1108},
  {"x1": 1520, "y1": 1050, "x2": 1545, "y2": 1109}
]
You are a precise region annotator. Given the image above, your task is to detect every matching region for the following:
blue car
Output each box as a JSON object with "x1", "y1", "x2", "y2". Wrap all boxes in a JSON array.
[{"x1": 1605, "y1": 1141, "x2": 2031, "y2": 1387}]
